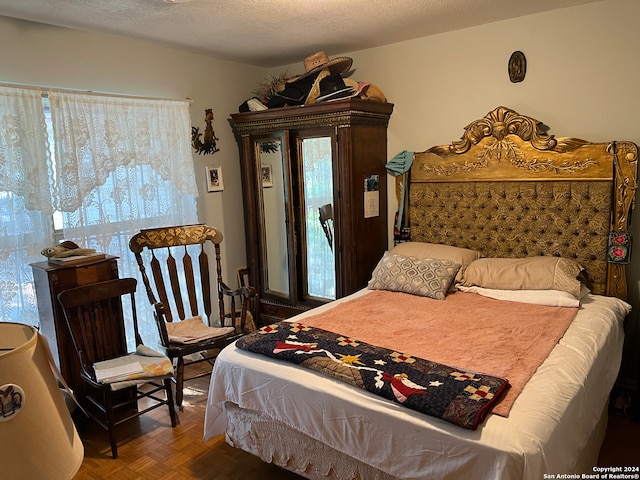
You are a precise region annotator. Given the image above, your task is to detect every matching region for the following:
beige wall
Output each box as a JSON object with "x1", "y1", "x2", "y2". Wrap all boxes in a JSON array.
[{"x1": 2, "y1": 0, "x2": 639, "y2": 379}]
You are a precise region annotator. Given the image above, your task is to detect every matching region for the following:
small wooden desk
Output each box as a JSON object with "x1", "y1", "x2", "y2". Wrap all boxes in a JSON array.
[{"x1": 31, "y1": 255, "x2": 119, "y2": 393}]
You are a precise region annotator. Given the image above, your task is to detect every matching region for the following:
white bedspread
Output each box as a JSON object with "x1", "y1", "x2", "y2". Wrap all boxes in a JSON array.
[{"x1": 204, "y1": 290, "x2": 629, "y2": 480}]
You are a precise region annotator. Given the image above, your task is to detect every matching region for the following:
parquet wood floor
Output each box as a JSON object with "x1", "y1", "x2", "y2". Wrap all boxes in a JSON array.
[
  {"x1": 71, "y1": 375, "x2": 639, "y2": 479},
  {"x1": 72, "y1": 377, "x2": 302, "y2": 480}
]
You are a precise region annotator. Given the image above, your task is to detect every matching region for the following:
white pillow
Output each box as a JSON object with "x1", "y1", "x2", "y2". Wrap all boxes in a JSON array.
[{"x1": 456, "y1": 285, "x2": 581, "y2": 308}]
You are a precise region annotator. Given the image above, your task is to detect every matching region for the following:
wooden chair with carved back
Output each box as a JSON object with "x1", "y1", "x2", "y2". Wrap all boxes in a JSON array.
[{"x1": 129, "y1": 224, "x2": 256, "y2": 406}]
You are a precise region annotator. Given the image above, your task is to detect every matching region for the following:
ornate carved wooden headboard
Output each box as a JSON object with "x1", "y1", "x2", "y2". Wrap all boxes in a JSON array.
[{"x1": 405, "y1": 106, "x2": 638, "y2": 299}]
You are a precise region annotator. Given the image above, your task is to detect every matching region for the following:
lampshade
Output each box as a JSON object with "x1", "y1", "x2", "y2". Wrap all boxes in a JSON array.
[{"x1": 0, "y1": 322, "x2": 84, "y2": 479}]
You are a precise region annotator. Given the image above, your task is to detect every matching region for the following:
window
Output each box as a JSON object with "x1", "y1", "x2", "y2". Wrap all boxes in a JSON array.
[{"x1": 0, "y1": 86, "x2": 197, "y2": 346}]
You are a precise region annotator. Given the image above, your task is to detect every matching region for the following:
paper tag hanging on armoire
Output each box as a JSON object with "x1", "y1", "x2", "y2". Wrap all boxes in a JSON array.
[{"x1": 364, "y1": 174, "x2": 380, "y2": 218}]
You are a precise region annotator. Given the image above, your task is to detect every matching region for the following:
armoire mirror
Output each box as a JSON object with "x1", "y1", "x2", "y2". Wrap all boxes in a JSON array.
[
  {"x1": 298, "y1": 136, "x2": 336, "y2": 301},
  {"x1": 256, "y1": 137, "x2": 290, "y2": 299}
]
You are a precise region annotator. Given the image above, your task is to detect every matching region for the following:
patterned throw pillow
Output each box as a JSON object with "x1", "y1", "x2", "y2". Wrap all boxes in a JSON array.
[
  {"x1": 368, "y1": 251, "x2": 461, "y2": 300},
  {"x1": 391, "y1": 241, "x2": 481, "y2": 288}
]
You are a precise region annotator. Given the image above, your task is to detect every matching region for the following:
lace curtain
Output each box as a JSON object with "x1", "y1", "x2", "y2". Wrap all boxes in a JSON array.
[
  {"x1": 48, "y1": 92, "x2": 197, "y2": 212},
  {"x1": 1, "y1": 87, "x2": 197, "y2": 345},
  {"x1": 0, "y1": 86, "x2": 55, "y2": 326},
  {"x1": 48, "y1": 92, "x2": 198, "y2": 344}
]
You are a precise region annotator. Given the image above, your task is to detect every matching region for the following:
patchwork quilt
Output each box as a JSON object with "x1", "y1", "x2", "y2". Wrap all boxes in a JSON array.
[{"x1": 236, "y1": 321, "x2": 510, "y2": 429}]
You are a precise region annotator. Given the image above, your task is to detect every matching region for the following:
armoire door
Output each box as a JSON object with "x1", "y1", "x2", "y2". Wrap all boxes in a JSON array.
[
  {"x1": 292, "y1": 129, "x2": 337, "y2": 303},
  {"x1": 252, "y1": 134, "x2": 299, "y2": 319}
]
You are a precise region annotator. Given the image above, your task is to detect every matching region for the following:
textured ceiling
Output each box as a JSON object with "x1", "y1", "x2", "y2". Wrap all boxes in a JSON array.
[{"x1": 0, "y1": 0, "x2": 597, "y2": 67}]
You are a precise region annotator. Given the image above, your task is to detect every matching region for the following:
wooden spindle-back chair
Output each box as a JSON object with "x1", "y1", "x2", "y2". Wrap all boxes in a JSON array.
[
  {"x1": 129, "y1": 224, "x2": 256, "y2": 406},
  {"x1": 58, "y1": 278, "x2": 177, "y2": 458}
]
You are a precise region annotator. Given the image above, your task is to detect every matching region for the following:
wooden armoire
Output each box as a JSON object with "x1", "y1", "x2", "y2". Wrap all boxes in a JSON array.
[{"x1": 231, "y1": 98, "x2": 393, "y2": 324}]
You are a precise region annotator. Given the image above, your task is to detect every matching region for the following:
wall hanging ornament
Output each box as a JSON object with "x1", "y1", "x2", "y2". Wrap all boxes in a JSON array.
[
  {"x1": 607, "y1": 231, "x2": 632, "y2": 264},
  {"x1": 192, "y1": 109, "x2": 220, "y2": 155},
  {"x1": 508, "y1": 51, "x2": 527, "y2": 83}
]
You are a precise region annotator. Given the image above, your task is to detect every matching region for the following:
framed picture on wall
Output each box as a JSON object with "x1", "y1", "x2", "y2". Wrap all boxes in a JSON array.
[
  {"x1": 261, "y1": 165, "x2": 273, "y2": 188},
  {"x1": 206, "y1": 165, "x2": 224, "y2": 192}
]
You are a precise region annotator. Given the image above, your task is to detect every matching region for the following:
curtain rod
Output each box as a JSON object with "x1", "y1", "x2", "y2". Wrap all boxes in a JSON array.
[{"x1": 0, "y1": 81, "x2": 192, "y2": 104}]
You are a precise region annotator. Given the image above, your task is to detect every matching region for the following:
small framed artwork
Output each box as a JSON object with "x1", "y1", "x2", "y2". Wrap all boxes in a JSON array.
[
  {"x1": 206, "y1": 165, "x2": 224, "y2": 192},
  {"x1": 261, "y1": 165, "x2": 273, "y2": 188}
]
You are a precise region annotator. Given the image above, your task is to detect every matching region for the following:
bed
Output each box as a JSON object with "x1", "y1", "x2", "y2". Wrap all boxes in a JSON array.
[{"x1": 204, "y1": 106, "x2": 638, "y2": 479}]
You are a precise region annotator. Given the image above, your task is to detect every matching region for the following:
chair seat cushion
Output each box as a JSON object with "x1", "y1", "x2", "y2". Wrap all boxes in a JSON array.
[
  {"x1": 166, "y1": 315, "x2": 236, "y2": 344},
  {"x1": 93, "y1": 345, "x2": 174, "y2": 390}
]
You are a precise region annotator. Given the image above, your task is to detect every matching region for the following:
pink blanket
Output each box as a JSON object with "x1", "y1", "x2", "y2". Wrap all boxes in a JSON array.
[{"x1": 301, "y1": 290, "x2": 578, "y2": 416}]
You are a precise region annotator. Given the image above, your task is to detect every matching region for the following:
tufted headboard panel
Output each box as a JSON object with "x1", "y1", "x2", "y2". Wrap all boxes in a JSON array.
[{"x1": 405, "y1": 106, "x2": 638, "y2": 299}]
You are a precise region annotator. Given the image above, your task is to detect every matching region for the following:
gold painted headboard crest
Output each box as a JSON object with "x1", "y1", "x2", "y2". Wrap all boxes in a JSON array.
[
  {"x1": 447, "y1": 105, "x2": 557, "y2": 154},
  {"x1": 406, "y1": 106, "x2": 638, "y2": 299}
]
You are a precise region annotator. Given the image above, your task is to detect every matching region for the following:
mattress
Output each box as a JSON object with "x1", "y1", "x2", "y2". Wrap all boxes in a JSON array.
[{"x1": 204, "y1": 289, "x2": 629, "y2": 480}]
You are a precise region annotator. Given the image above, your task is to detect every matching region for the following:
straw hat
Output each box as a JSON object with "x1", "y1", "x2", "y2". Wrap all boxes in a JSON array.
[
  {"x1": 360, "y1": 83, "x2": 387, "y2": 102},
  {"x1": 297, "y1": 51, "x2": 353, "y2": 81},
  {"x1": 343, "y1": 78, "x2": 371, "y2": 97},
  {"x1": 307, "y1": 74, "x2": 379, "y2": 105}
]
